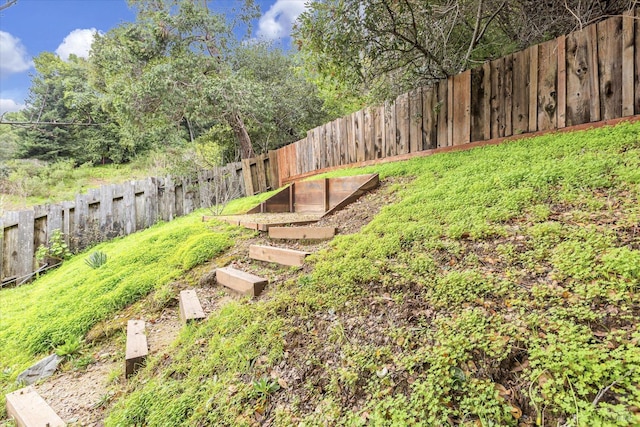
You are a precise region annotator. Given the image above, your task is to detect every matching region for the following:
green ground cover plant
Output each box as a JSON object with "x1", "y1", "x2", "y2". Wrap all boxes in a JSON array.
[
  {"x1": 0, "y1": 213, "x2": 239, "y2": 416},
  {"x1": 1, "y1": 121, "x2": 639, "y2": 425},
  {"x1": 104, "y1": 121, "x2": 640, "y2": 425}
]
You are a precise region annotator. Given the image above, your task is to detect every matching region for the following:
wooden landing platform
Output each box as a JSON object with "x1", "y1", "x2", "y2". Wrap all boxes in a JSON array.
[
  {"x1": 210, "y1": 213, "x2": 322, "y2": 232},
  {"x1": 268, "y1": 226, "x2": 336, "y2": 240},
  {"x1": 6, "y1": 386, "x2": 66, "y2": 427},
  {"x1": 125, "y1": 320, "x2": 148, "y2": 377},
  {"x1": 249, "y1": 245, "x2": 310, "y2": 267},
  {"x1": 216, "y1": 267, "x2": 268, "y2": 297},
  {"x1": 179, "y1": 290, "x2": 206, "y2": 323}
]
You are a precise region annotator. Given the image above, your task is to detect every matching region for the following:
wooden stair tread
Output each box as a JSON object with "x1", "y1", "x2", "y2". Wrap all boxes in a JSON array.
[
  {"x1": 268, "y1": 226, "x2": 336, "y2": 240},
  {"x1": 216, "y1": 267, "x2": 268, "y2": 297},
  {"x1": 179, "y1": 290, "x2": 206, "y2": 323},
  {"x1": 249, "y1": 245, "x2": 310, "y2": 267},
  {"x1": 6, "y1": 386, "x2": 66, "y2": 427},
  {"x1": 125, "y1": 320, "x2": 148, "y2": 377}
]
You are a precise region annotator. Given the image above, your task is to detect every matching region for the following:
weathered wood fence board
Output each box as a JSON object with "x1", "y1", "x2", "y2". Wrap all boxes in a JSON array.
[
  {"x1": 622, "y1": 10, "x2": 635, "y2": 117},
  {"x1": 1, "y1": 163, "x2": 245, "y2": 284},
  {"x1": 422, "y1": 86, "x2": 438, "y2": 150},
  {"x1": 537, "y1": 39, "x2": 558, "y2": 131},
  {"x1": 512, "y1": 49, "x2": 530, "y2": 135},
  {"x1": 266, "y1": 8, "x2": 638, "y2": 187},
  {"x1": 598, "y1": 17, "x2": 623, "y2": 121}
]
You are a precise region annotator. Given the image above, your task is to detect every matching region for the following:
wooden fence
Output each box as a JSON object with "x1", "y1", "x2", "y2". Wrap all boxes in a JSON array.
[
  {"x1": 239, "y1": 8, "x2": 640, "y2": 189},
  {"x1": 1, "y1": 163, "x2": 243, "y2": 285}
]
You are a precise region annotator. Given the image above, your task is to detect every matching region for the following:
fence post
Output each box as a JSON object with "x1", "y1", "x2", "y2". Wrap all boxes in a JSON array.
[
  {"x1": 636, "y1": 7, "x2": 640, "y2": 115},
  {"x1": 267, "y1": 150, "x2": 280, "y2": 190},
  {"x1": 452, "y1": 70, "x2": 472, "y2": 145},
  {"x1": 124, "y1": 181, "x2": 136, "y2": 235},
  {"x1": 74, "y1": 193, "x2": 88, "y2": 246},
  {"x1": 166, "y1": 176, "x2": 176, "y2": 221},
  {"x1": 396, "y1": 93, "x2": 409, "y2": 154},
  {"x1": 241, "y1": 158, "x2": 254, "y2": 196},
  {"x1": 17, "y1": 210, "x2": 35, "y2": 281},
  {"x1": 529, "y1": 44, "x2": 539, "y2": 133},
  {"x1": 100, "y1": 184, "x2": 113, "y2": 235}
]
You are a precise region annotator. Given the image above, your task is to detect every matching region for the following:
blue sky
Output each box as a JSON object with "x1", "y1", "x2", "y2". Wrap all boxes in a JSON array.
[{"x1": 0, "y1": 0, "x2": 307, "y2": 115}]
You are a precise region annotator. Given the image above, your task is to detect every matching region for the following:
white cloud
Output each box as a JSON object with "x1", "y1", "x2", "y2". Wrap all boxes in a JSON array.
[
  {"x1": 0, "y1": 98, "x2": 24, "y2": 115},
  {"x1": 0, "y1": 31, "x2": 33, "y2": 78},
  {"x1": 256, "y1": 0, "x2": 307, "y2": 40},
  {"x1": 55, "y1": 28, "x2": 99, "y2": 61}
]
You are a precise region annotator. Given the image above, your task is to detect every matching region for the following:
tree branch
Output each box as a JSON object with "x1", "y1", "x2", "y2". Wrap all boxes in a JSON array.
[
  {"x1": 461, "y1": 0, "x2": 485, "y2": 73},
  {"x1": 0, "y1": 0, "x2": 17, "y2": 12}
]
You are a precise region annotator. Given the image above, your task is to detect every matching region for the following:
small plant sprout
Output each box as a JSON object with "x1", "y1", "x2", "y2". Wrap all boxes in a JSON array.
[
  {"x1": 55, "y1": 335, "x2": 83, "y2": 360},
  {"x1": 251, "y1": 377, "x2": 280, "y2": 403},
  {"x1": 85, "y1": 251, "x2": 108, "y2": 269}
]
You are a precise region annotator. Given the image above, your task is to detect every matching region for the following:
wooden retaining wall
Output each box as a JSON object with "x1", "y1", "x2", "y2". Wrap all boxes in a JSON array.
[
  {"x1": 1, "y1": 163, "x2": 243, "y2": 285},
  {"x1": 240, "y1": 8, "x2": 640, "y2": 189}
]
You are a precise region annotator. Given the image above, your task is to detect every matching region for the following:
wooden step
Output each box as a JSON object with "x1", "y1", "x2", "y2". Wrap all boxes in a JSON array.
[
  {"x1": 268, "y1": 226, "x2": 336, "y2": 240},
  {"x1": 179, "y1": 290, "x2": 206, "y2": 323},
  {"x1": 249, "y1": 245, "x2": 310, "y2": 267},
  {"x1": 6, "y1": 386, "x2": 66, "y2": 427},
  {"x1": 216, "y1": 267, "x2": 268, "y2": 297},
  {"x1": 125, "y1": 320, "x2": 148, "y2": 378}
]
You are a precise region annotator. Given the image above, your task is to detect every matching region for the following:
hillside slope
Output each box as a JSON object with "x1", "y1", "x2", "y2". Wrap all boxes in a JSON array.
[
  {"x1": 1, "y1": 121, "x2": 639, "y2": 426},
  {"x1": 106, "y1": 121, "x2": 640, "y2": 426}
]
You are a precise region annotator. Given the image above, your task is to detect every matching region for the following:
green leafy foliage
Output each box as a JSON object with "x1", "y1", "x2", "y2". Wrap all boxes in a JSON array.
[
  {"x1": 89, "y1": 0, "x2": 333, "y2": 162},
  {"x1": 295, "y1": 0, "x2": 630, "y2": 101},
  {"x1": 55, "y1": 335, "x2": 83, "y2": 360},
  {"x1": 0, "y1": 159, "x2": 150, "y2": 209},
  {"x1": 15, "y1": 53, "x2": 122, "y2": 164},
  {"x1": 169, "y1": 233, "x2": 232, "y2": 270},
  {"x1": 35, "y1": 229, "x2": 71, "y2": 266},
  {"x1": 250, "y1": 377, "x2": 280, "y2": 403}
]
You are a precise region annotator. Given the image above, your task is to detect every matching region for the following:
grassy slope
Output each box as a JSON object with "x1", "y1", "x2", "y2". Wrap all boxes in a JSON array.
[
  {"x1": 0, "y1": 122, "x2": 638, "y2": 425},
  {"x1": 102, "y1": 121, "x2": 640, "y2": 426},
  {"x1": 0, "y1": 207, "x2": 265, "y2": 416},
  {"x1": 0, "y1": 162, "x2": 155, "y2": 211}
]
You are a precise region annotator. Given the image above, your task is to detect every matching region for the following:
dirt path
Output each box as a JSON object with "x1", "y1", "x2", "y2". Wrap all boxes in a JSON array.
[{"x1": 34, "y1": 307, "x2": 183, "y2": 425}]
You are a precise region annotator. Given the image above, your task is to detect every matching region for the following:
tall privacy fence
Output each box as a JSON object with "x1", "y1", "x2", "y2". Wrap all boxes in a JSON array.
[
  {"x1": 241, "y1": 7, "x2": 640, "y2": 189},
  {"x1": 1, "y1": 163, "x2": 243, "y2": 285},
  {"x1": 3, "y1": 8, "x2": 640, "y2": 284}
]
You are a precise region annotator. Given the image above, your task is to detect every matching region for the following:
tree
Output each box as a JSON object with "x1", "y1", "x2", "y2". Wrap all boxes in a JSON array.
[
  {"x1": 0, "y1": 112, "x2": 22, "y2": 162},
  {"x1": 498, "y1": 0, "x2": 634, "y2": 49},
  {"x1": 90, "y1": 0, "x2": 262, "y2": 159},
  {"x1": 295, "y1": 0, "x2": 634, "y2": 101},
  {"x1": 296, "y1": 0, "x2": 512, "y2": 100},
  {"x1": 14, "y1": 53, "x2": 120, "y2": 163},
  {"x1": 90, "y1": 0, "x2": 334, "y2": 162},
  {"x1": 229, "y1": 43, "x2": 330, "y2": 152}
]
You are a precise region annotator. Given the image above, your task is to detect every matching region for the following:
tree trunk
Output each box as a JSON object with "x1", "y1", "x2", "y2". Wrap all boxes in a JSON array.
[{"x1": 228, "y1": 112, "x2": 254, "y2": 159}]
